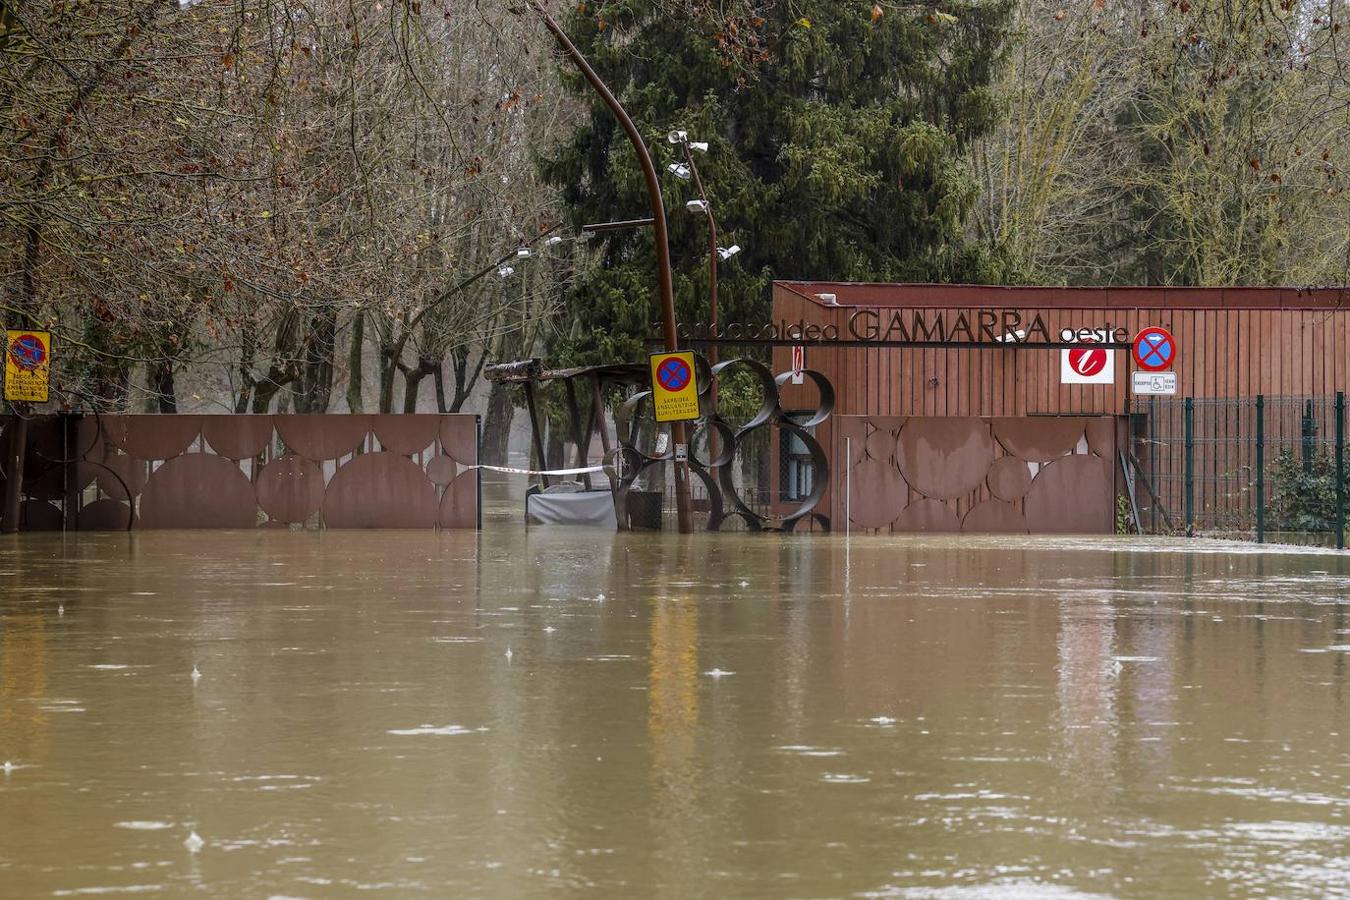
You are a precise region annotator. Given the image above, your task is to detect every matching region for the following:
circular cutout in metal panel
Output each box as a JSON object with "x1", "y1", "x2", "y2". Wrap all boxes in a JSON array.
[
  {"x1": 987, "y1": 456, "x2": 1034, "y2": 501},
  {"x1": 426, "y1": 454, "x2": 459, "y2": 486},
  {"x1": 1024, "y1": 455, "x2": 1112, "y2": 534},
  {"x1": 202, "y1": 416, "x2": 275, "y2": 460},
  {"x1": 275, "y1": 415, "x2": 372, "y2": 461},
  {"x1": 138, "y1": 455, "x2": 257, "y2": 529},
  {"x1": 77, "y1": 499, "x2": 133, "y2": 531},
  {"x1": 837, "y1": 416, "x2": 868, "y2": 463},
  {"x1": 963, "y1": 499, "x2": 1029, "y2": 534},
  {"x1": 322, "y1": 452, "x2": 437, "y2": 528},
  {"x1": 440, "y1": 416, "x2": 478, "y2": 466},
  {"x1": 256, "y1": 455, "x2": 324, "y2": 524},
  {"x1": 92, "y1": 454, "x2": 148, "y2": 500},
  {"x1": 896, "y1": 418, "x2": 994, "y2": 500},
  {"x1": 121, "y1": 415, "x2": 202, "y2": 460},
  {"x1": 847, "y1": 458, "x2": 907, "y2": 530},
  {"x1": 992, "y1": 417, "x2": 1086, "y2": 463},
  {"x1": 865, "y1": 425, "x2": 900, "y2": 464},
  {"x1": 438, "y1": 472, "x2": 478, "y2": 529},
  {"x1": 1085, "y1": 418, "x2": 1115, "y2": 458},
  {"x1": 894, "y1": 498, "x2": 961, "y2": 533},
  {"x1": 374, "y1": 415, "x2": 440, "y2": 457}
]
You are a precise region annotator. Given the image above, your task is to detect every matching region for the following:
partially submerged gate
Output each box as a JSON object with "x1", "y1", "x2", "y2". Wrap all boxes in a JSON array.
[
  {"x1": 832, "y1": 415, "x2": 1120, "y2": 534},
  {"x1": 0, "y1": 413, "x2": 480, "y2": 531}
]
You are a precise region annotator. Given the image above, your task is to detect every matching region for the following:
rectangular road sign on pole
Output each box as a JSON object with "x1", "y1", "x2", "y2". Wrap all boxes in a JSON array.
[
  {"x1": 649, "y1": 351, "x2": 701, "y2": 423},
  {"x1": 1132, "y1": 371, "x2": 1177, "y2": 396},
  {"x1": 5, "y1": 330, "x2": 51, "y2": 403}
]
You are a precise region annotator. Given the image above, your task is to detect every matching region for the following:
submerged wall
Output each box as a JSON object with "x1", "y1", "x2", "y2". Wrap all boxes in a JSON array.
[{"x1": 0, "y1": 414, "x2": 480, "y2": 530}]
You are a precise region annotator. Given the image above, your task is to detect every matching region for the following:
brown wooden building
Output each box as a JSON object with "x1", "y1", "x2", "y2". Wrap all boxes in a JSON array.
[{"x1": 755, "y1": 282, "x2": 1350, "y2": 535}]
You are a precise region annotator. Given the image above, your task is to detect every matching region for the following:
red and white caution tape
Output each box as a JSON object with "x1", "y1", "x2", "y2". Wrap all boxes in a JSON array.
[{"x1": 469, "y1": 464, "x2": 605, "y2": 477}]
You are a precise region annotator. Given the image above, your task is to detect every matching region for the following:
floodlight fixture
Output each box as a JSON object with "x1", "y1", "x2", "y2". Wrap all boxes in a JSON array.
[
  {"x1": 667, "y1": 163, "x2": 692, "y2": 181},
  {"x1": 818, "y1": 293, "x2": 839, "y2": 306},
  {"x1": 515, "y1": 247, "x2": 533, "y2": 259},
  {"x1": 686, "y1": 200, "x2": 709, "y2": 214},
  {"x1": 717, "y1": 245, "x2": 741, "y2": 261},
  {"x1": 497, "y1": 265, "x2": 516, "y2": 278},
  {"x1": 545, "y1": 236, "x2": 564, "y2": 246}
]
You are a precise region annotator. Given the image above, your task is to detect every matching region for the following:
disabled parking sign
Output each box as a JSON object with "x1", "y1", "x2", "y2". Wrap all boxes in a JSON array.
[
  {"x1": 649, "y1": 351, "x2": 700, "y2": 423},
  {"x1": 5, "y1": 330, "x2": 51, "y2": 403}
]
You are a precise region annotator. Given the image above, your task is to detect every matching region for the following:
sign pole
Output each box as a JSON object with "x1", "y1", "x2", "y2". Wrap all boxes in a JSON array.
[
  {"x1": 0, "y1": 412, "x2": 25, "y2": 534},
  {"x1": 525, "y1": 1, "x2": 692, "y2": 532},
  {"x1": 2, "y1": 329, "x2": 51, "y2": 534}
]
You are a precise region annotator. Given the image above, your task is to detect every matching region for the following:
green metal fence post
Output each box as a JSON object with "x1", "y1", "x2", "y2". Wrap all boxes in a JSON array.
[
  {"x1": 1255, "y1": 395, "x2": 1265, "y2": 544},
  {"x1": 1184, "y1": 397, "x2": 1195, "y2": 537},
  {"x1": 1336, "y1": 392, "x2": 1345, "y2": 551}
]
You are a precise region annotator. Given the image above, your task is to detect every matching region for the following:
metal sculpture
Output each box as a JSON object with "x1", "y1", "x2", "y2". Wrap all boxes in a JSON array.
[{"x1": 610, "y1": 356, "x2": 834, "y2": 532}]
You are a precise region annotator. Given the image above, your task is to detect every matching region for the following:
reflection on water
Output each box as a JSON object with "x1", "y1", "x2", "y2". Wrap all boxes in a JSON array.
[{"x1": 1, "y1": 504, "x2": 1348, "y2": 896}]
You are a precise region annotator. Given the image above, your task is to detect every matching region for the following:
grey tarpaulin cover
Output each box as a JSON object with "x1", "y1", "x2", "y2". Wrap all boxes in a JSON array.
[{"x1": 526, "y1": 490, "x2": 618, "y2": 528}]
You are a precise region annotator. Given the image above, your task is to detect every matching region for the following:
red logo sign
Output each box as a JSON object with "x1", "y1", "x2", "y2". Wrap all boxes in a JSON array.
[
  {"x1": 1068, "y1": 345, "x2": 1108, "y2": 378},
  {"x1": 1133, "y1": 327, "x2": 1177, "y2": 372}
]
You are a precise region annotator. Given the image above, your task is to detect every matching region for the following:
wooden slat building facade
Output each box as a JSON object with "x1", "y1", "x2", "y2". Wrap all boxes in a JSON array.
[
  {"x1": 771, "y1": 282, "x2": 1350, "y2": 417},
  {"x1": 762, "y1": 282, "x2": 1350, "y2": 534}
]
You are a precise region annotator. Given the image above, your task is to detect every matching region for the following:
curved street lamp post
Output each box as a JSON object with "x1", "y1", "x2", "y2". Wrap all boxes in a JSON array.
[{"x1": 522, "y1": 0, "x2": 694, "y2": 533}]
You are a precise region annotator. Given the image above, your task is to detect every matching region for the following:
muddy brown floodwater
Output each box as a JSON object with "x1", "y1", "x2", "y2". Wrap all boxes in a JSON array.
[{"x1": 1, "y1": 501, "x2": 1348, "y2": 897}]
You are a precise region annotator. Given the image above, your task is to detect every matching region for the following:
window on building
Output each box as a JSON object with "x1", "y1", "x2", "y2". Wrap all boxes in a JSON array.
[{"x1": 779, "y1": 412, "x2": 816, "y2": 502}]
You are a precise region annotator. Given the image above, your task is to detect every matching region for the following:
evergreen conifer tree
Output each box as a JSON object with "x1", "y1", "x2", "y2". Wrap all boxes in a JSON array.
[{"x1": 540, "y1": 0, "x2": 1013, "y2": 365}]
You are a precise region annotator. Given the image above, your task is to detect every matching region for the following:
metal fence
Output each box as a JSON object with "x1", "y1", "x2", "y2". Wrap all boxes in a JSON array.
[{"x1": 1134, "y1": 395, "x2": 1346, "y2": 547}]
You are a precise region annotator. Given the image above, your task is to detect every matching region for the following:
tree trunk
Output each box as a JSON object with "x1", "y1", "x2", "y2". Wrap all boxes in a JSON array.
[
  {"x1": 346, "y1": 311, "x2": 365, "y2": 413},
  {"x1": 296, "y1": 305, "x2": 337, "y2": 413},
  {"x1": 401, "y1": 358, "x2": 438, "y2": 414},
  {"x1": 434, "y1": 365, "x2": 448, "y2": 414},
  {"x1": 235, "y1": 322, "x2": 256, "y2": 414},
  {"x1": 148, "y1": 357, "x2": 177, "y2": 413},
  {"x1": 377, "y1": 332, "x2": 397, "y2": 413},
  {"x1": 545, "y1": 428, "x2": 566, "y2": 472},
  {"x1": 447, "y1": 344, "x2": 489, "y2": 413},
  {"x1": 481, "y1": 380, "x2": 516, "y2": 465},
  {"x1": 251, "y1": 366, "x2": 292, "y2": 414}
]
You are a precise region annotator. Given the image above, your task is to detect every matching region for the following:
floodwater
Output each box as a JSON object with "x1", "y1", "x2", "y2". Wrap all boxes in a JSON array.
[{"x1": 1, "y1": 494, "x2": 1348, "y2": 897}]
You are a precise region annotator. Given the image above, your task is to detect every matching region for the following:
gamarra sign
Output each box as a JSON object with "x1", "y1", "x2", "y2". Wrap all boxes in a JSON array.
[{"x1": 667, "y1": 310, "x2": 1138, "y2": 348}]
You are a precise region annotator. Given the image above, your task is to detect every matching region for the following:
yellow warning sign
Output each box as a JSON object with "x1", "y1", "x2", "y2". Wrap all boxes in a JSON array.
[
  {"x1": 5, "y1": 330, "x2": 51, "y2": 403},
  {"x1": 649, "y1": 351, "x2": 700, "y2": 423}
]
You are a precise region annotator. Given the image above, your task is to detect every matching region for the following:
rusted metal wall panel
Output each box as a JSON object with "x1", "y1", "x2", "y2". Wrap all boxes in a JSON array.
[
  {"x1": 1, "y1": 414, "x2": 479, "y2": 531},
  {"x1": 831, "y1": 415, "x2": 1117, "y2": 534}
]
